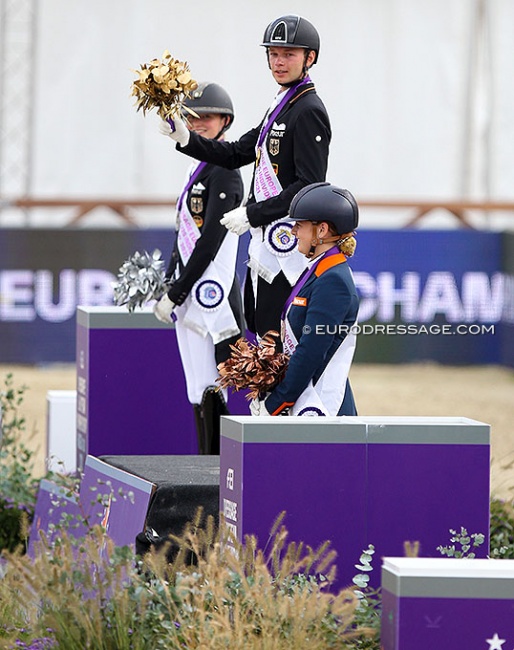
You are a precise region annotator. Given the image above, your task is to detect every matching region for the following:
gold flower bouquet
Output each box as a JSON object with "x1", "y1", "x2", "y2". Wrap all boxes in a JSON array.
[
  {"x1": 131, "y1": 50, "x2": 198, "y2": 121},
  {"x1": 217, "y1": 331, "x2": 289, "y2": 400}
]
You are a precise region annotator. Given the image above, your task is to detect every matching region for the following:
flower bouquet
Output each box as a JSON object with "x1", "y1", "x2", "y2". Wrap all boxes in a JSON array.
[
  {"x1": 131, "y1": 49, "x2": 198, "y2": 121},
  {"x1": 217, "y1": 331, "x2": 289, "y2": 400},
  {"x1": 112, "y1": 249, "x2": 170, "y2": 312}
]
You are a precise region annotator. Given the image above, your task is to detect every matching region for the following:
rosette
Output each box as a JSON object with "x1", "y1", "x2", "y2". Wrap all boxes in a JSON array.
[{"x1": 264, "y1": 221, "x2": 298, "y2": 257}]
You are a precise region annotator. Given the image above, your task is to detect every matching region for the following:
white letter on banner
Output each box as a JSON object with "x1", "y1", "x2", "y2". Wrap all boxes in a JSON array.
[
  {"x1": 461, "y1": 272, "x2": 503, "y2": 322},
  {"x1": 502, "y1": 274, "x2": 514, "y2": 324},
  {"x1": 0, "y1": 270, "x2": 36, "y2": 321},
  {"x1": 417, "y1": 272, "x2": 464, "y2": 323},
  {"x1": 35, "y1": 270, "x2": 76, "y2": 322},
  {"x1": 376, "y1": 272, "x2": 420, "y2": 323},
  {"x1": 78, "y1": 270, "x2": 117, "y2": 306}
]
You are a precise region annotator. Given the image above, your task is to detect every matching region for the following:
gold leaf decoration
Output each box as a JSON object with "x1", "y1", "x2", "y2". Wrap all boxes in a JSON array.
[{"x1": 131, "y1": 51, "x2": 198, "y2": 121}]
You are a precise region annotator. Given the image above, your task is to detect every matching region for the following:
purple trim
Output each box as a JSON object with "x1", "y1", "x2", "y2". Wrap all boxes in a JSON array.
[
  {"x1": 281, "y1": 246, "x2": 340, "y2": 319},
  {"x1": 177, "y1": 161, "x2": 208, "y2": 211},
  {"x1": 257, "y1": 76, "x2": 311, "y2": 148}
]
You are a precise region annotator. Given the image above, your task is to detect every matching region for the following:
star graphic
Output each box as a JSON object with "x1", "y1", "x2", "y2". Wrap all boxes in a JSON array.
[{"x1": 486, "y1": 632, "x2": 506, "y2": 650}]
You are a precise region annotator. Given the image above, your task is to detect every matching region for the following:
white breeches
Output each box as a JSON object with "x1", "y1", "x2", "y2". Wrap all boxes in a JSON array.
[{"x1": 175, "y1": 313, "x2": 226, "y2": 404}]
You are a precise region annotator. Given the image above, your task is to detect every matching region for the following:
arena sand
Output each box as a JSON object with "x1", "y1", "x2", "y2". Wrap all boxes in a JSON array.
[{"x1": 2, "y1": 362, "x2": 513, "y2": 501}]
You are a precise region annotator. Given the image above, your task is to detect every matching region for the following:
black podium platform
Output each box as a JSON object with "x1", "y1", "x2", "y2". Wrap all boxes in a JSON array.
[{"x1": 99, "y1": 455, "x2": 220, "y2": 558}]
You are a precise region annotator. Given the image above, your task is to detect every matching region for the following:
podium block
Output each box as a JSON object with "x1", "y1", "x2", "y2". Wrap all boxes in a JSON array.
[
  {"x1": 220, "y1": 416, "x2": 368, "y2": 588},
  {"x1": 76, "y1": 306, "x2": 196, "y2": 469},
  {"x1": 76, "y1": 306, "x2": 250, "y2": 471},
  {"x1": 46, "y1": 390, "x2": 77, "y2": 473},
  {"x1": 364, "y1": 416, "x2": 490, "y2": 563},
  {"x1": 381, "y1": 557, "x2": 514, "y2": 649},
  {"x1": 220, "y1": 416, "x2": 490, "y2": 589}
]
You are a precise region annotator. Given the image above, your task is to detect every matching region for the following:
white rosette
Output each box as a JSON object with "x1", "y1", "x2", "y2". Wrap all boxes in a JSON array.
[
  {"x1": 192, "y1": 278, "x2": 225, "y2": 312},
  {"x1": 264, "y1": 220, "x2": 298, "y2": 257}
]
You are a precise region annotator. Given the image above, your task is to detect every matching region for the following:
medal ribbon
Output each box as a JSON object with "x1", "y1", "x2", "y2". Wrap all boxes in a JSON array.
[
  {"x1": 177, "y1": 161, "x2": 208, "y2": 211},
  {"x1": 281, "y1": 246, "x2": 340, "y2": 319},
  {"x1": 257, "y1": 76, "x2": 311, "y2": 149}
]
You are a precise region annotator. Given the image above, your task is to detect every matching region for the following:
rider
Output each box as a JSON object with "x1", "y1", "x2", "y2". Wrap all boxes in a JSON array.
[
  {"x1": 159, "y1": 15, "x2": 331, "y2": 342},
  {"x1": 250, "y1": 182, "x2": 360, "y2": 417},
  {"x1": 154, "y1": 82, "x2": 245, "y2": 453}
]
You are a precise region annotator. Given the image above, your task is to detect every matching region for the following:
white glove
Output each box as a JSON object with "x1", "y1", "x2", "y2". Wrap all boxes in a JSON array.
[
  {"x1": 158, "y1": 117, "x2": 190, "y2": 148},
  {"x1": 250, "y1": 397, "x2": 270, "y2": 417},
  {"x1": 153, "y1": 294, "x2": 175, "y2": 324},
  {"x1": 220, "y1": 206, "x2": 250, "y2": 236}
]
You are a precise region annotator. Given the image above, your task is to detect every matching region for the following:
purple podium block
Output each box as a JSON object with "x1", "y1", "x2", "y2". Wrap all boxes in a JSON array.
[
  {"x1": 220, "y1": 416, "x2": 490, "y2": 591},
  {"x1": 381, "y1": 557, "x2": 514, "y2": 649},
  {"x1": 76, "y1": 306, "x2": 195, "y2": 469},
  {"x1": 219, "y1": 416, "x2": 368, "y2": 588},
  {"x1": 76, "y1": 307, "x2": 250, "y2": 471},
  {"x1": 364, "y1": 417, "x2": 490, "y2": 568}
]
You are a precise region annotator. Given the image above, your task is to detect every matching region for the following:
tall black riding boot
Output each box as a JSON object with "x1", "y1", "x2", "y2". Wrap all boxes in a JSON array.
[
  {"x1": 200, "y1": 386, "x2": 229, "y2": 455},
  {"x1": 193, "y1": 404, "x2": 207, "y2": 455}
]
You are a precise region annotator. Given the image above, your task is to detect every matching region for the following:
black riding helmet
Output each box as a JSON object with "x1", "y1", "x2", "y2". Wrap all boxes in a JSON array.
[
  {"x1": 289, "y1": 182, "x2": 359, "y2": 234},
  {"x1": 183, "y1": 82, "x2": 234, "y2": 138},
  {"x1": 261, "y1": 15, "x2": 320, "y2": 63}
]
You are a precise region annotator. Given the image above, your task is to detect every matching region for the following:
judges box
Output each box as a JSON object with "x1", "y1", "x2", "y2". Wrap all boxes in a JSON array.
[
  {"x1": 381, "y1": 557, "x2": 514, "y2": 649},
  {"x1": 219, "y1": 416, "x2": 490, "y2": 589}
]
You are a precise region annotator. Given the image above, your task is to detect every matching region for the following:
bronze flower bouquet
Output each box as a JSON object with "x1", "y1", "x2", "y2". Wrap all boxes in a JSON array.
[
  {"x1": 113, "y1": 249, "x2": 170, "y2": 312},
  {"x1": 131, "y1": 49, "x2": 198, "y2": 121},
  {"x1": 217, "y1": 331, "x2": 290, "y2": 400}
]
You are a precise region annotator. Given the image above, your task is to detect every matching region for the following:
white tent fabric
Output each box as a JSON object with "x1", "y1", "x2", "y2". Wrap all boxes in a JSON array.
[{"x1": 1, "y1": 0, "x2": 513, "y2": 229}]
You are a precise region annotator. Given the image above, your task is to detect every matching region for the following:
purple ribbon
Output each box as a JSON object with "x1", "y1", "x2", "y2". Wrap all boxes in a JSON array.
[
  {"x1": 177, "y1": 162, "x2": 207, "y2": 211},
  {"x1": 257, "y1": 76, "x2": 311, "y2": 149},
  {"x1": 281, "y1": 246, "x2": 341, "y2": 319}
]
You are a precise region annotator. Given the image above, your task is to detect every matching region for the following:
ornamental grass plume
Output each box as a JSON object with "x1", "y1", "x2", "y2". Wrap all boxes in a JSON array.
[
  {"x1": 0, "y1": 510, "x2": 379, "y2": 649},
  {"x1": 217, "y1": 330, "x2": 289, "y2": 400},
  {"x1": 131, "y1": 50, "x2": 198, "y2": 121}
]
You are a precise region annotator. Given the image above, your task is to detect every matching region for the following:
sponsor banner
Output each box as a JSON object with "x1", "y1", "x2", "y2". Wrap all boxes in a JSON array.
[
  {"x1": 0, "y1": 228, "x2": 172, "y2": 362},
  {"x1": 0, "y1": 228, "x2": 512, "y2": 365},
  {"x1": 500, "y1": 232, "x2": 514, "y2": 367},
  {"x1": 350, "y1": 230, "x2": 507, "y2": 365}
]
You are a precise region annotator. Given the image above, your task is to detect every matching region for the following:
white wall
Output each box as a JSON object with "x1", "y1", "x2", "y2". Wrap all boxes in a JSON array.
[{"x1": 5, "y1": 0, "x2": 514, "y2": 229}]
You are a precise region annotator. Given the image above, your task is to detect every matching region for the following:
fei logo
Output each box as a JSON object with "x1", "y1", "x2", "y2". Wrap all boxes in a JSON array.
[{"x1": 226, "y1": 468, "x2": 234, "y2": 491}]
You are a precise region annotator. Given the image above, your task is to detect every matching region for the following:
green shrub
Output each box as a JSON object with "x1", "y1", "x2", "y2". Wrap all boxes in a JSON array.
[
  {"x1": 0, "y1": 374, "x2": 38, "y2": 553},
  {"x1": 490, "y1": 497, "x2": 514, "y2": 558}
]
